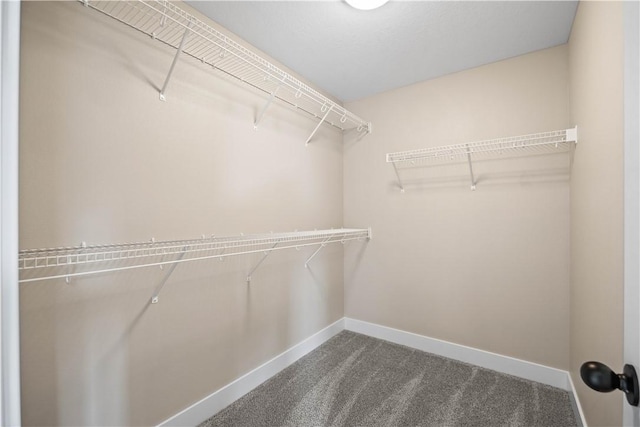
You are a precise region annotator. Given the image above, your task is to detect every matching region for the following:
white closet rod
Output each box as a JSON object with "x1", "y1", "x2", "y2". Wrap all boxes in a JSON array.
[
  {"x1": 386, "y1": 126, "x2": 578, "y2": 191},
  {"x1": 18, "y1": 228, "x2": 372, "y2": 285},
  {"x1": 80, "y1": 0, "x2": 372, "y2": 140}
]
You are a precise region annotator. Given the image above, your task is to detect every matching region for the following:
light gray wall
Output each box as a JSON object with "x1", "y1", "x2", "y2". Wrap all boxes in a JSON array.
[
  {"x1": 344, "y1": 45, "x2": 571, "y2": 370},
  {"x1": 19, "y1": 2, "x2": 346, "y2": 425},
  {"x1": 568, "y1": 2, "x2": 624, "y2": 426}
]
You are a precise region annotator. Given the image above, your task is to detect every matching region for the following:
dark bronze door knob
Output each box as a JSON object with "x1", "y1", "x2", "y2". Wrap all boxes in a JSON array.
[{"x1": 580, "y1": 361, "x2": 639, "y2": 406}]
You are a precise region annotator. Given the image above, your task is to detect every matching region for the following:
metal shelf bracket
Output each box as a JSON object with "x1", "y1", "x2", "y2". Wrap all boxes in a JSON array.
[
  {"x1": 65, "y1": 241, "x2": 87, "y2": 283},
  {"x1": 65, "y1": 255, "x2": 72, "y2": 284},
  {"x1": 391, "y1": 162, "x2": 405, "y2": 193},
  {"x1": 254, "y1": 83, "x2": 282, "y2": 129},
  {"x1": 466, "y1": 144, "x2": 476, "y2": 191},
  {"x1": 150, "y1": 245, "x2": 189, "y2": 304},
  {"x1": 305, "y1": 105, "x2": 334, "y2": 145},
  {"x1": 159, "y1": 22, "x2": 192, "y2": 101},
  {"x1": 304, "y1": 237, "x2": 331, "y2": 268},
  {"x1": 246, "y1": 243, "x2": 278, "y2": 284},
  {"x1": 357, "y1": 123, "x2": 372, "y2": 141}
]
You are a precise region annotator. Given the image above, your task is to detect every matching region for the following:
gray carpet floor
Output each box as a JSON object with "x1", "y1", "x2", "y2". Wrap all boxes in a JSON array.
[{"x1": 200, "y1": 331, "x2": 578, "y2": 427}]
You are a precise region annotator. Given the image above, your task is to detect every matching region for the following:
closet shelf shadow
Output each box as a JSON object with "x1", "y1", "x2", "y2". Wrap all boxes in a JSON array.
[
  {"x1": 78, "y1": 0, "x2": 372, "y2": 144},
  {"x1": 386, "y1": 126, "x2": 578, "y2": 192}
]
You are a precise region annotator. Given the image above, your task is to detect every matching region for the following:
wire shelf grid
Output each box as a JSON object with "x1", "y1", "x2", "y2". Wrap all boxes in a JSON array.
[
  {"x1": 386, "y1": 128, "x2": 577, "y2": 164},
  {"x1": 386, "y1": 127, "x2": 577, "y2": 191},
  {"x1": 82, "y1": 0, "x2": 371, "y2": 133},
  {"x1": 19, "y1": 228, "x2": 371, "y2": 283}
]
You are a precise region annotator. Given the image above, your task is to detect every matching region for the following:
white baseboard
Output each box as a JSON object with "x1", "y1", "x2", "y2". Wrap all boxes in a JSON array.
[
  {"x1": 158, "y1": 317, "x2": 586, "y2": 427},
  {"x1": 345, "y1": 318, "x2": 570, "y2": 391},
  {"x1": 157, "y1": 318, "x2": 345, "y2": 427},
  {"x1": 566, "y1": 371, "x2": 588, "y2": 426},
  {"x1": 346, "y1": 318, "x2": 586, "y2": 425}
]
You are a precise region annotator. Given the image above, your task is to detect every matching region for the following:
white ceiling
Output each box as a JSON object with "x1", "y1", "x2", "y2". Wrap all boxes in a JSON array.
[{"x1": 186, "y1": 1, "x2": 578, "y2": 102}]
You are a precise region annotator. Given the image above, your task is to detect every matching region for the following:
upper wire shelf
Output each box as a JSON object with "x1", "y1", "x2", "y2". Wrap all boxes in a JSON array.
[
  {"x1": 386, "y1": 127, "x2": 578, "y2": 191},
  {"x1": 19, "y1": 228, "x2": 372, "y2": 288},
  {"x1": 80, "y1": 0, "x2": 372, "y2": 142}
]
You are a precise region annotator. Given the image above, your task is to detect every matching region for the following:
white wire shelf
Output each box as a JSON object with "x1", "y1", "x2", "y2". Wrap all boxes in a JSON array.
[
  {"x1": 79, "y1": 0, "x2": 371, "y2": 143},
  {"x1": 18, "y1": 228, "x2": 372, "y2": 290},
  {"x1": 386, "y1": 127, "x2": 578, "y2": 191}
]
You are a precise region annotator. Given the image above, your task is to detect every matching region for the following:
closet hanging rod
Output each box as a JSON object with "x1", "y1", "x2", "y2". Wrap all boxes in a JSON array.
[
  {"x1": 18, "y1": 228, "x2": 372, "y2": 283},
  {"x1": 79, "y1": 0, "x2": 372, "y2": 137}
]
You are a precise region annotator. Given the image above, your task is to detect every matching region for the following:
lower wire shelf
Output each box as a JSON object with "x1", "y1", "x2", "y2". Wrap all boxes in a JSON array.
[{"x1": 18, "y1": 228, "x2": 372, "y2": 289}]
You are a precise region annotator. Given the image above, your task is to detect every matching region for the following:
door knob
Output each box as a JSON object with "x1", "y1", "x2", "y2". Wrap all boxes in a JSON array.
[{"x1": 580, "y1": 361, "x2": 639, "y2": 406}]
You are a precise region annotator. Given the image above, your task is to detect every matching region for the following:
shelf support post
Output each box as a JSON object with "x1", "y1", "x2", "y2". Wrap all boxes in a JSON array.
[
  {"x1": 159, "y1": 22, "x2": 192, "y2": 101},
  {"x1": 151, "y1": 245, "x2": 189, "y2": 304},
  {"x1": 246, "y1": 243, "x2": 278, "y2": 284},
  {"x1": 304, "y1": 237, "x2": 332, "y2": 268},
  {"x1": 465, "y1": 144, "x2": 476, "y2": 191},
  {"x1": 305, "y1": 105, "x2": 333, "y2": 145},
  {"x1": 254, "y1": 84, "x2": 281, "y2": 129}
]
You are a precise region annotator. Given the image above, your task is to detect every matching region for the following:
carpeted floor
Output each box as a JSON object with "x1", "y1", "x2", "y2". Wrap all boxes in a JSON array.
[{"x1": 200, "y1": 331, "x2": 578, "y2": 427}]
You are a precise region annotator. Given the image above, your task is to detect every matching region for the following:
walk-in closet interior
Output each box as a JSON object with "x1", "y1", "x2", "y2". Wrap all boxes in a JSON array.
[{"x1": 6, "y1": 0, "x2": 639, "y2": 426}]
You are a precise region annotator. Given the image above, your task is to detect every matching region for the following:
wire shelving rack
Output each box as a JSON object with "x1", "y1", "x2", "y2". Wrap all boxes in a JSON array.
[
  {"x1": 386, "y1": 127, "x2": 578, "y2": 191},
  {"x1": 79, "y1": 0, "x2": 372, "y2": 143},
  {"x1": 19, "y1": 228, "x2": 372, "y2": 300}
]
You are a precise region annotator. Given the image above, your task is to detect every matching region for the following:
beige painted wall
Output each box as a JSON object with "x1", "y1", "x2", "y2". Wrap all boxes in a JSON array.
[
  {"x1": 19, "y1": 1, "x2": 630, "y2": 426},
  {"x1": 569, "y1": 2, "x2": 624, "y2": 426},
  {"x1": 19, "y1": 2, "x2": 347, "y2": 425},
  {"x1": 344, "y1": 45, "x2": 571, "y2": 370}
]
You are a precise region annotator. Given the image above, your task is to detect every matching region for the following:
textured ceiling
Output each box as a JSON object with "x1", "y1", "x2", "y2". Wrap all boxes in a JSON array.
[{"x1": 187, "y1": 1, "x2": 578, "y2": 102}]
